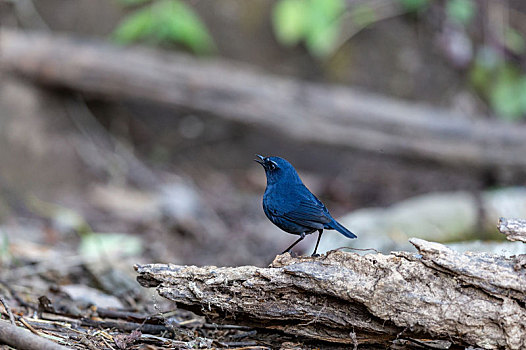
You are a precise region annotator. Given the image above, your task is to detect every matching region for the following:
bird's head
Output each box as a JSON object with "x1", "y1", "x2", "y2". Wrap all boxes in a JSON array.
[{"x1": 254, "y1": 155, "x2": 302, "y2": 186}]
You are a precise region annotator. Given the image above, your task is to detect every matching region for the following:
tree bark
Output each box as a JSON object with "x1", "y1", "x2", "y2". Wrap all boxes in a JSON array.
[
  {"x1": 2, "y1": 30, "x2": 526, "y2": 169},
  {"x1": 135, "y1": 238, "x2": 526, "y2": 349}
]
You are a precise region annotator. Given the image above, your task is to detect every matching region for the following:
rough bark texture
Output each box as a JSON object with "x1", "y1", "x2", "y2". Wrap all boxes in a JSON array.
[
  {"x1": 499, "y1": 217, "x2": 526, "y2": 243},
  {"x1": 135, "y1": 238, "x2": 526, "y2": 349},
  {"x1": 3, "y1": 30, "x2": 526, "y2": 170}
]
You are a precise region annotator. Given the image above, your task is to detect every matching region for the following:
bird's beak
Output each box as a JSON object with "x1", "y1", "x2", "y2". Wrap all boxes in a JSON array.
[{"x1": 254, "y1": 154, "x2": 265, "y2": 165}]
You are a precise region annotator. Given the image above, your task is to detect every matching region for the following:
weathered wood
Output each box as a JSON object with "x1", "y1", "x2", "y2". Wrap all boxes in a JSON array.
[
  {"x1": 499, "y1": 217, "x2": 526, "y2": 243},
  {"x1": 0, "y1": 320, "x2": 70, "y2": 350},
  {"x1": 135, "y1": 238, "x2": 526, "y2": 349},
  {"x1": 2, "y1": 30, "x2": 526, "y2": 169}
]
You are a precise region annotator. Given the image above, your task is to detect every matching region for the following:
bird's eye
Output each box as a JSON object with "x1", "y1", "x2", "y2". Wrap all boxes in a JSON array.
[{"x1": 268, "y1": 161, "x2": 278, "y2": 171}]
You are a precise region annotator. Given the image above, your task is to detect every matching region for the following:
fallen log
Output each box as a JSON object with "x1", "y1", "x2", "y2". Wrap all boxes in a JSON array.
[
  {"x1": 2, "y1": 30, "x2": 526, "y2": 169},
  {"x1": 135, "y1": 238, "x2": 526, "y2": 349}
]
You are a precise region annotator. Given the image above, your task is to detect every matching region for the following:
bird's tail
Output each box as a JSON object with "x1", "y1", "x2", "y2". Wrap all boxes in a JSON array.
[{"x1": 327, "y1": 219, "x2": 357, "y2": 239}]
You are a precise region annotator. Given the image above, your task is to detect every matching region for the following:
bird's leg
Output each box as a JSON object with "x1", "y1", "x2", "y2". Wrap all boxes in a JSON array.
[
  {"x1": 281, "y1": 232, "x2": 306, "y2": 255},
  {"x1": 312, "y1": 229, "x2": 323, "y2": 257}
]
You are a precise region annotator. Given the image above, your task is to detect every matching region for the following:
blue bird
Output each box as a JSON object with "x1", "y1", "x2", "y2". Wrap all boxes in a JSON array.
[{"x1": 255, "y1": 155, "x2": 356, "y2": 256}]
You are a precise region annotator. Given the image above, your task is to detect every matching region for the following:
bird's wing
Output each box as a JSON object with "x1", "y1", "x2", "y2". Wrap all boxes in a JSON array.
[{"x1": 280, "y1": 196, "x2": 331, "y2": 229}]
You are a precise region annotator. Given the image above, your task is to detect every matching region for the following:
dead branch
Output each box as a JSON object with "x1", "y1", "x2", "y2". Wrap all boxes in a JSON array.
[
  {"x1": 80, "y1": 318, "x2": 166, "y2": 334},
  {"x1": 499, "y1": 217, "x2": 526, "y2": 243},
  {"x1": 0, "y1": 319, "x2": 70, "y2": 350},
  {"x1": 2, "y1": 30, "x2": 526, "y2": 169},
  {"x1": 135, "y1": 238, "x2": 526, "y2": 349},
  {"x1": 0, "y1": 295, "x2": 16, "y2": 325}
]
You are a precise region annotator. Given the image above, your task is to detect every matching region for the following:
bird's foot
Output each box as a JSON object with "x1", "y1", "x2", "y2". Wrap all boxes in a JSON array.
[{"x1": 311, "y1": 253, "x2": 320, "y2": 257}]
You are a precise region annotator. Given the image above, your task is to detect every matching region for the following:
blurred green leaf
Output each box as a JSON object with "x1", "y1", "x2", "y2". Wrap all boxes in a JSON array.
[
  {"x1": 446, "y1": 0, "x2": 475, "y2": 25},
  {"x1": 113, "y1": 5, "x2": 155, "y2": 43},
  {"x1": 350, "y1": 4, "x2": 377, "y2": 28},
  {"x1": 113, "y1": 0, "x2": 214, "y2": 54},
  {"x1": 79, "y1": 233, "x2": 143, "y2": 260},
  {"x1": 159, "y1": 0, "x2": 215, "y2": 53},
  {"x1": 309, "y1": 0, "x2": 345, "y2": 18},
  {"x1": 489, "y1": 65, "x2": 526, "y2": 121},
  {"x1": 399, "y1": 0, "x2": 429, "y2": 12},
  {"x1": 504, "y1": 27, "x2": 525, "y2": 55},
  {"x1": 305, "y1": 0, "x2": 345, "y2": 58},
  {"x1": 272, "y1": 0, "x2": 307, "y2": 46},
  {"x1": 272, "y1": 0, "x2": 345, "y2": 58},
  {"x1": 118, "y1": 0, "x2": 151, "y2": 6},
  {"x1": 305, "y1": 21, "x2": 340, "y2": 58}
]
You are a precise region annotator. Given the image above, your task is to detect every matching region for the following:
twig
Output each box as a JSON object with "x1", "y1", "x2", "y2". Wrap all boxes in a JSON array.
[
  {"x1": 98, "y1": 332, "x2": 116, "y2": 350},
  {"x1": 0, "y1": 295, "x2": 15, "y2": 325},
  {"x1": 24, "y1": 317, "x2": 80, "y2": 334},
  {"x1": 79, "y1": 335, "x2": 99, "y2": 350},
  {"x1": 80, "y1": 318, "x2": 169, "y2": 335},
  {"x1": 95, "y1": 307, "x2": 157, "y2": 322},
  {"x1": 19, "y1": 317, "x2": 40, "y2": 335},
  {"x1": 202, "y1": 323, "x2": 253, "y2": 330},
  {"x1": 140, "y1": 333, "x2": 199, "y2": 347},
  {"x1": 220, "y1": 346, "x2": 269, "y2": 350},
  {"x1": 217, "y1": 341, "x2": 258, "y2": 347}
]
